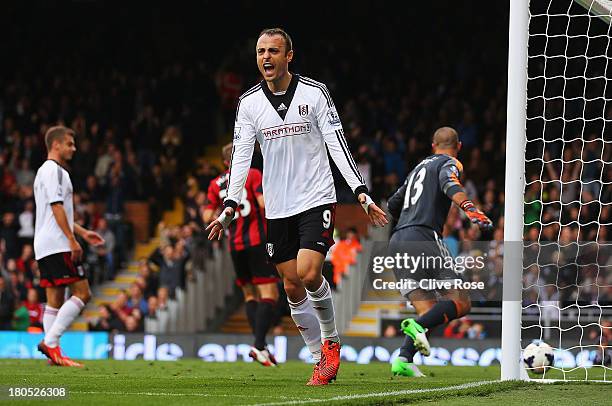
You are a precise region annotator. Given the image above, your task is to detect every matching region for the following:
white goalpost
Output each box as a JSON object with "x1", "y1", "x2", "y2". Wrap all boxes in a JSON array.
[
  {"x1": 503, "y1": 0, "x2": 611, "y2": 381},
  {"x1": 502, "y1": 0, "x2": 529, "y2": 382}
]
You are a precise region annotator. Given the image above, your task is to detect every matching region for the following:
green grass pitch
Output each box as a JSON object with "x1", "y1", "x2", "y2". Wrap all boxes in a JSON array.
[{"x1": 0, "y1": 360, "x2": 609, "y2": 405}]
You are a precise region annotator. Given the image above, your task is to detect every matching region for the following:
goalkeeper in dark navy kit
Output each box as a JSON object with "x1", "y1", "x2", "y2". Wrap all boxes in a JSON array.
[{"x1": 386, "y1": 126, "x2": 492, "y2": 377}]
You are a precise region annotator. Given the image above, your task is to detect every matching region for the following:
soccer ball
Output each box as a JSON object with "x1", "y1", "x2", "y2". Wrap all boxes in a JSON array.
[{"x1": 523, "y1": 341, "x2": 554, "y2": 374}]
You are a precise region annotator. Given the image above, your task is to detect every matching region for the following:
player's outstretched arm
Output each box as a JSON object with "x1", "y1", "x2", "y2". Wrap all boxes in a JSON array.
[
  {"x1": 438, "y1": 158, "x2": 492, "y2": 230},
  {"x1": 205, "y1": 207, "x2": 235, "y2": 240},
  {"x1": 320, "y1": 128, "x2": 387, "y2": 226},
  {"x1": 74, "y1": 223, "x2": 106, "y2": 246},
  {"x1": 358, "y1": 193, "x2": 388, "y2": 227},
  {"x1": 312, "y1": 83, "x2": 386, "y2": 227},
  {"x1": 226, "y1": 100, "x2": 257, "y2": 209},
  {"x1": 452, "y1": 191, "x2": 493, "y2": 230}
]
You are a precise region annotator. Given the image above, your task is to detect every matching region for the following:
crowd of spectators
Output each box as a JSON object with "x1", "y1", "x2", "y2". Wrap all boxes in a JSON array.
[
  {"x1": 1, "y1": 1, "x2": 609, "y2": 335},
  {"x1": 0, "y1": 1, "x2": 222, "y2": 331},
  {"x1": 88, "y1": 222, "x2": 196, "y2": 334},
  {"x1": 0, "y1": 56, "x2": 218, "y2": 331}
]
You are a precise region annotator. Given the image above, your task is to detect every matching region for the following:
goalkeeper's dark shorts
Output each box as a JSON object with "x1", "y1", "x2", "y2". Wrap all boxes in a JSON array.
[{"x1": 388, "y1": 225, "x2": 461, "y2": 297}]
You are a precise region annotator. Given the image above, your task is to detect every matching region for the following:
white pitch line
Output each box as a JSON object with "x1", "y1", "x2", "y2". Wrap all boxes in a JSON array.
[
  {"x1": 71, "y1": 391, "x2": 322, "y2": 401},
  {"x1": 250, "y1": 380, "x2": 500, "y2": 406},
  {"x1": 530, "y1": 379, "x2": 611, "y2": 384},
  {"x1": 69, "y1": 378, "x2": 611, "y2": 402},
  {"x1": 71, "y1": 380, "x2": 505, "y2": 404}
]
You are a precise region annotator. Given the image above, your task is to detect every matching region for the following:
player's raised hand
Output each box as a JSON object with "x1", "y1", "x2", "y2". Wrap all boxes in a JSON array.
[
  {"x1": 460, "y1": 200, "x2": 493, "y2": 230},
  {"x1": 206, "y1": 207, "x2": 235, "y2": 240},
  {"x1": 358, "y1": 193, "x2": 388, "y2": 227},
  {"x1": 83, "y1": 230, "x2": 105, "y2": 246}
]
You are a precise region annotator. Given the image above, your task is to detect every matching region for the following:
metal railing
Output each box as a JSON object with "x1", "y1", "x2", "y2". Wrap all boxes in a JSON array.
[
  {"x1": 152, "y1": 240, "x2": 234, "y2": 333},
  {"x1": 334, "y1": 225, "x2": 390, "y2": 334}
]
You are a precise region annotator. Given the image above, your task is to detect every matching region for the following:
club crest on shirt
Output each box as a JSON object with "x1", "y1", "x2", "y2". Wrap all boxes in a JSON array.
[
  {"x1": 234, "y1": 126, "x2": 241, "y2": 140},
  {"x1": 327, "y1": 108, "x2": 341, "y2": 126},
  {"x1": 298, "y1": 104, "x2": 309, "y2": 117},
  {"x1": 266, "y1": 243, "x2": 274, "y2": 257}
]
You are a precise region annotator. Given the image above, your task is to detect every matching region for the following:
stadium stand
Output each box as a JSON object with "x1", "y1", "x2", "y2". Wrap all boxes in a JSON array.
[{"x1": 0, "y1": 1, "x2": 608, "y2": 339}]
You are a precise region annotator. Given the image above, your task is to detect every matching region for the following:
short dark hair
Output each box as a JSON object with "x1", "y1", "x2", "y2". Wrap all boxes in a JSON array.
[
  {"x1": 44, "y1": 126, "x2": 75, "y2": 151},
  {"x1": 432, "y1": 126, "x2": 459, "y2": 149},
  {"x1": 258, "y1": 28, "x2": 293, "y2": 54}
]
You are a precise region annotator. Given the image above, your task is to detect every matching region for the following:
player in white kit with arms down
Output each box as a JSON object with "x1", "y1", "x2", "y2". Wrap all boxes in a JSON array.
[
  {"x1": 207, "y1": 28, "x2": 388, "y2": 385},
  {"x1": 34, "y1": 126, "x2": 105, "y2": 367}
]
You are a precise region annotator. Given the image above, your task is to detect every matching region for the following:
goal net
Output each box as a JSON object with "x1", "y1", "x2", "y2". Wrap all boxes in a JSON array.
[{"x1": 510, "y1": 0, "x2": 611, "y2": 381}]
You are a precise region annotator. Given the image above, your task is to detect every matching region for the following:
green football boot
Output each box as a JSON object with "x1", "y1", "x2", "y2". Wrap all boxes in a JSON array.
[
  {"x1": 391, "y1": 358, "x2": 425, "y2": 377},
  {"x1": 400, "y1": 318, "x2": 431, "y2": 356}
]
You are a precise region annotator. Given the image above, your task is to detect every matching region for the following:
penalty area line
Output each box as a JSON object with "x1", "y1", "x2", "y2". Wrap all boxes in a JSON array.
[{"x1": 250, "y1": 380, "x2": 501, "y2": 406}]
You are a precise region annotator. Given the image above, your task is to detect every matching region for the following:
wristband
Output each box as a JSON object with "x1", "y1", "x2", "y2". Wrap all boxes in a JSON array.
[
  {"x1": 354, "y1": 185, "x2": 369, "y2": 198},
  {"x1": 360, "y1": 194, "x2": 374, "y2": 214},
  {"x1": 459, "y1": 200, "x2": 475, "y2": 212},
  {"x1": 217, "y1": 209, "x2": 234, "y2": 229},
  {"x1": 223, "y1": 199, "x2": 238, "y2": 210}
]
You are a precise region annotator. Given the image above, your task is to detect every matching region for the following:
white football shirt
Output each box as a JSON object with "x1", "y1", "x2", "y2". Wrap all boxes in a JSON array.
[
  {"x1": 225, "y1": 74, "x2": 367, "y2": 219},
  {"x1": 33, "y1": 160, "x2": 74, "y2": 260}
]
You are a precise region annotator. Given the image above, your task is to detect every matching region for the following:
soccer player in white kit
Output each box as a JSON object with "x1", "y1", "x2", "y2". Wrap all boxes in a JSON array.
[
  {"x1": 207, "y1": 28, "x2": 388, "y2": 385},
  {"x1": 34, "y1": 126, "x2": 105, "y2": 367}
]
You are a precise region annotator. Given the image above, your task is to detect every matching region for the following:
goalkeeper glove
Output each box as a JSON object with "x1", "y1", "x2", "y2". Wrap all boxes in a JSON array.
[{"x1": 459, "y1": 200, "x2": 493, "y2": 230}]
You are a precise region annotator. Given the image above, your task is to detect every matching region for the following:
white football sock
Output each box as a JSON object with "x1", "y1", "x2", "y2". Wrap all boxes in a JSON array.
[
  {"x1": 44, "y1": 296, "x2": 85, "y2": 348},
  {"x1": 288, "y1": 296, "x2": 322, "y2": 362},
  {"x1": 43, "y1": 306, "x2": 58, "y2": 333},
  {"x1": 306, "y1": 279, "x2": 339, "y2": 342}
]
